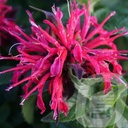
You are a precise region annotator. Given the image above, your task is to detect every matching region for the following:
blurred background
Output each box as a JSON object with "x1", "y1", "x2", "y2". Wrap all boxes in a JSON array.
[{"x1": 0, "y1": 0, "x2": 128, "y2": 128}]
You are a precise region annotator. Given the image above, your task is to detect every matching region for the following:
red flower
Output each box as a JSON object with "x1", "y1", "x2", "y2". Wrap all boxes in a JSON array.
[
  {"x1": 0, "y1": 0, "x2": 128, "y2": 119},
  {"x1": 0, "y1": 0, "x2": 15, "y2": 45}
]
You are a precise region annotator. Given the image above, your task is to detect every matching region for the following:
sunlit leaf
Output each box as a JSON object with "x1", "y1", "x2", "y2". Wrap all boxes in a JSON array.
[
  {"x1": 92, "y1": 85, "x2": 126, "y2": 107},
  {"x1": 105, "y1": 99, "x2": 128, "y2": 127},
  {"x1": 69, "y1": 68, "x2": 103, "y2": 99},
  {"x1": 115, "y1": 98, "x2": 128, "y2": 121}
]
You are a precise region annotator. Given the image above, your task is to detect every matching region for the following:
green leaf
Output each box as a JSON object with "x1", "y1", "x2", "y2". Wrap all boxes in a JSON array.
[
  {"x1": 120, "y1": 88, "x2": 128, "y2": 98},
  {"x1": 22, "y1": 95, "x2": 36, "y2": 124},
  {"x1": 88, "y1": 86, "x2": 127, "y2": 127},
  {"x1": 59, "y1": 91, "x2": 89, "y2": 122},
  {"x1": 70, "y1": 84, "x2": 126, "y2": 127},
  {"x1": 105, "y1": 111, "x2": 128, "y2": 128},
  {"x1": 115, "y1": 111, "x2": 128, "y2": 128},
  {"x1": 41, "y1": 91, "x2": 89, "y2": 123},
  {"x1": 92, "y1": 85, "x2": 126, "y2": 107},
  {"x1": 67, "y1": 120, "x2": 85, "y2": 128},
  {"x1": 115, "y1": 98, "x2": 128, "y2": 121},
  {"x1": 69, "y1": 69, "x2": 103, "y2": 99},
  {"x1": 105, "y1": 99, "x2": 128, "y2": 127},
  {"x1": 41, "y1": 112, "x2": 54, "y2": 123},
  {"x1": 60, "y1": 4, "x2": 69, "y2": 25},
  {"x1": 0, "y1": 103, "x2": 10, "y2": 124},
  {"x1": 104, "y1": 112, "x2": 116, "y2": 128},
  {"x1": 77, "y1": 114, "x2": 93, "y2": 127}
]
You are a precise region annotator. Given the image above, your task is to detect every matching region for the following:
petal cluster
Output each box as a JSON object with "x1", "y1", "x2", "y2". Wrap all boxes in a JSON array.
[
  {"x1": 0, "y1": 0, "x2": 15, "y2": 45},
  {"x1": 0, "y1": 0, "x2": 128, "y2": 119}
]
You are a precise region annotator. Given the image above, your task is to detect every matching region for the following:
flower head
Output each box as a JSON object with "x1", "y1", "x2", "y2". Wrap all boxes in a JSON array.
[{"x1": 0, "y1": 0, "x2": 128, "y2": 119}]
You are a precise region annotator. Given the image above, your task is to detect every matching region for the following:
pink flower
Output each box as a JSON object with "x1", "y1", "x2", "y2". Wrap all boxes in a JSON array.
[
  {"x1": 0, "y1": 0, "x2": 128, "y2": 119},
  {"x1": 0, "y1": 0, "x2": 15, "y2": 45}
]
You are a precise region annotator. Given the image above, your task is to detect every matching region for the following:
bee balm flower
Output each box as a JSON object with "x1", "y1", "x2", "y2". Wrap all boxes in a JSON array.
[
  {"x1": 0, "y1": 0, "x2": 128, "y2": 119},
  {"x1": 0, "y1": 0, "x2": 15, "y2": 45}
]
